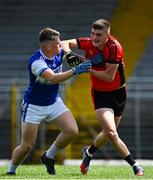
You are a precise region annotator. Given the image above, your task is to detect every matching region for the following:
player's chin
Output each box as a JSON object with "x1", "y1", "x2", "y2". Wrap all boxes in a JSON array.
[{"x1": 92, "y1": 41, "x2": 100, "y2": 47}]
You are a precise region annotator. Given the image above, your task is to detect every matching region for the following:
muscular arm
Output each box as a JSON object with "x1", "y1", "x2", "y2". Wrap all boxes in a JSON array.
[
  {"x1": 41, "y1": 68, "x2": 74, "y2": 84},
  {"x1": 61, "y1": 39, "x2": 78, "y2": 52},
  {"x1": 32, "y1": 59, "x2": 91, "y2": 84},
  {"x1": 32, "y1": 59, "x2": 74, "y2": 83},
  {"x1": 89, "y1": 63, "x2": 118, "y2": 82}
]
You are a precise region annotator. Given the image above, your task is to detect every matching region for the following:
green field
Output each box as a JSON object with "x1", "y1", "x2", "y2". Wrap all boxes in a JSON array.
[{"x1": 0, "y1": 165, "x2": 152, "y2": 179}]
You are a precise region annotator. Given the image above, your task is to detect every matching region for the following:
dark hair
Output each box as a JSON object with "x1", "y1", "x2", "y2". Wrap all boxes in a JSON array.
[
  {"x1": 39, "y1": 27, "x2": 60, "y2": 42},
  {"x1": 92, "y1": 19, "x2": 110, "y2": 31}
]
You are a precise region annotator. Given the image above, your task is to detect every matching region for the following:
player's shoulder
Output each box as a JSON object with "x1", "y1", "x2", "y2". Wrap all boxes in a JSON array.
[
  {"x1": 29, "y1": 50, "x2": 49, "y2": 66},
  {"x1": 29, "y1": 50, "x2": 42, "y2": 62},
  {"x1": 107, "y1": 35, "x2": 123, "y2": 50},
  {"x1": 77, "y1": 37, "x2": 92, "y2": 49},
  {"x1": 78, "y1": 37, "x2": 91, "y2": 40},
  {"x1": 78, "y1": 37, "x2": 92, "y2": 43}
]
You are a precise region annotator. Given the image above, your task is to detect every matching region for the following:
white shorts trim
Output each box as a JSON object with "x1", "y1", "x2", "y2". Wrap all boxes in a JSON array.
[{"x1": 21, "y1": 98, "x2": 69, "y2": 124}]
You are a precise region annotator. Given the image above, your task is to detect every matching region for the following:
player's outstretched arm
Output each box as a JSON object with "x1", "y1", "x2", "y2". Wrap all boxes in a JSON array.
[
  {"x1": 64, "y1": 51, "x2": 82, "y2": 67},
  {"x1": 64, "y1": 51, "x2": 104, "y2": 67},
  {"x1": 41, "y1": 61, "x2": 91, "y2": 83}
]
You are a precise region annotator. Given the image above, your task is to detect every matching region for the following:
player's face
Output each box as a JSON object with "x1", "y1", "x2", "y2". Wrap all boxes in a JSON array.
[
  {"x1": 91, "y1": 28, "x2": 108, "y2": 49},
  {"x1": 49, "y1": 36, "x2": 61, "y2": 55}
]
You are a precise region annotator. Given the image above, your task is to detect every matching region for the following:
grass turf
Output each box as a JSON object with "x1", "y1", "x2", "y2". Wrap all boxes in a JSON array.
[{"x1": 0, "y1": 165, "x2": 152, "y2": 179}]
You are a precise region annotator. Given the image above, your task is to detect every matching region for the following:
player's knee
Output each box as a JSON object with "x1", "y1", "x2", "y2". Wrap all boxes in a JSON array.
[
  {"x1": 68, "y1": 126, "x2": 79, "y2": 137},
  {"x1": 22, "y1": 142, "x2": 35, "y2": 151},
  {"x1": 107, "y1": 131, "x2": 118, "y2": 141}
]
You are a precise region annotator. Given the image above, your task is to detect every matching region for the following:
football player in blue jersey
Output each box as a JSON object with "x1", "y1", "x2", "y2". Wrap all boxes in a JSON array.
[{"x1": 7, "y1": 27, "x2": 91, "y2": 175}]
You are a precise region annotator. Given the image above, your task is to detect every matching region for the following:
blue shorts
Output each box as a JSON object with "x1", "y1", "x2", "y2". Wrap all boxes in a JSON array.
[{"x1": 21, "y1": 97, "x2": 69, "y2": 124}]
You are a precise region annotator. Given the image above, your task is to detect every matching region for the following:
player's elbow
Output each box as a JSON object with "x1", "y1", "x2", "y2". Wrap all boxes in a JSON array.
[
  {"x1": 107, "y1": 76, "x2": 114, "y2": 82},
  {"x1": 104, "y1": 75, "x2": 115, "y2": 82}
]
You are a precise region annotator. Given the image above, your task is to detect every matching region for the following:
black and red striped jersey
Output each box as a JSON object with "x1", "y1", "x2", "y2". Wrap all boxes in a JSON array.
[{"x1": 77, "y1": 35, "x2": 125, "y2": 91}]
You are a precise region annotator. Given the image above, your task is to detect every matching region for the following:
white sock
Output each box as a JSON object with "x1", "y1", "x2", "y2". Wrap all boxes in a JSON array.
[
  {"x1": 46, "y1": 142, "x2": 62, "y2": 159},
  {"x1": 86, "y1": 148, "x2": 92, "y2": 157},
  {"x1": 7, "y1": 161, "x2": 18, "y2": 173},
  {"x1": 132, "y1": 162, "x2": 139, "y2": 167}
]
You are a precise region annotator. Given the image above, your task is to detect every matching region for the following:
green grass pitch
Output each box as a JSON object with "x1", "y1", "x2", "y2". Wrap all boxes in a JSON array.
[{"x1": 0, "y1": 165, "x2": 152, "y2": 179}]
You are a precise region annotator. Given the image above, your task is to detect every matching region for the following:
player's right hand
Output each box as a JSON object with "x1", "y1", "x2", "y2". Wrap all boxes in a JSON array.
[
  {"x1": 89, "y1": 53, "x2": 104, "y2": 66},
  {"x1": 65, "y1": 51, "x2": 82, "y2": 67},
  {"x1": 72, "y1": 61, "x2": 91, "y2": 75}
]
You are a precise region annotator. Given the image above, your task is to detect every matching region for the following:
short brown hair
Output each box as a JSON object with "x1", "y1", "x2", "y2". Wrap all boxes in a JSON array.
[
  {"x1": 39, "y1": 27, "x2": 60, "y2": 42},
  {"x1": 92, "y1": 19, "x2": 110, "y2": 31}
]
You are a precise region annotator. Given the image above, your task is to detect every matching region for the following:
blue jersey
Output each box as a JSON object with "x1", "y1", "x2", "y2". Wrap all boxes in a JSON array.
[{"x1": 24, "y1": 49, "x2": 64, "y2": 106}]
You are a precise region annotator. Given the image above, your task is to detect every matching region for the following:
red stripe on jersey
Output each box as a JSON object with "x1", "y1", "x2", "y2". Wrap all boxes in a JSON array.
[
  {"x1": 77, "y1": 36, "x2": 125, "y2": 91},
  {"x1": 107, "y1": 40, "x2": 117, "y2": 62}
]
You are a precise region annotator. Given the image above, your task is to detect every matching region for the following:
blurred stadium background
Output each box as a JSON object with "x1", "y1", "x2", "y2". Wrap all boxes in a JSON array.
[{"x1": 0, "y1": 0, "x2": 153, "y2": 165}]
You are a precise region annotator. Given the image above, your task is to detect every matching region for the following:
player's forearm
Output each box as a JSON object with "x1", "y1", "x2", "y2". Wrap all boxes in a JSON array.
[
  {"x1": 61, "y1": 41, "x2": 71, "y2": 53},
  {"x1": 49, "y1": 70, "x2": 74, "y2": 83},
  {"x1": 61, "y1": 39, "x2": 78, "y2": 52},
  {"x1": 89, "y1": 69, "x2": 114, "y2": 82}
]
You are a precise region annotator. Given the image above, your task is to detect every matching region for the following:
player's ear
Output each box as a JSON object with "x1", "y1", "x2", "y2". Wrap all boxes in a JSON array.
[{"x1": 47, "y1": 43, "x2": 52, "y2": 50}]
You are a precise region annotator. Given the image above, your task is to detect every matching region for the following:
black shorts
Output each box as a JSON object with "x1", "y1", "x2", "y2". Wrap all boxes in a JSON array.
[{"x1": 91, "y1": 86, "x2": 127, "y2": 116}]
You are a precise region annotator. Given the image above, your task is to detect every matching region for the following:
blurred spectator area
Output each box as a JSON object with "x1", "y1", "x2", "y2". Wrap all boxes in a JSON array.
[
  {"x1": 0, "y1": 0, "x2": 153, "y2": 162},
  {"x1": 0, "y1": 0, "x2": 119, "y2": 161}
]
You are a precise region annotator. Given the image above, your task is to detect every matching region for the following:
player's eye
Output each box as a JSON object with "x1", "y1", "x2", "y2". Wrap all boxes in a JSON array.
[
  {"x1": 96, "y1": 33, "x2": 102, "y2": 36},
  {"x1": 91, "y1": 32, "x2": 102, "y2": 36}
]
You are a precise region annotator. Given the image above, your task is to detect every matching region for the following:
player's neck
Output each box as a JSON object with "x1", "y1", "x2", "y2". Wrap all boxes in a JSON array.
[
  {"x1": 97, "y1": 38, "x2": 108, "y2": 50},
  {"x1": 41, "y1": 49, "x2": 54, "y2": 59}
]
